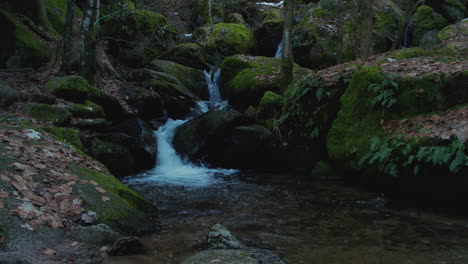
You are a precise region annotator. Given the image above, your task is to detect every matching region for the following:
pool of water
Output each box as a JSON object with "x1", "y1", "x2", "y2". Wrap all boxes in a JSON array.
[{"x1": 103, "y1": 172, "x2": 468, "y2": 264}]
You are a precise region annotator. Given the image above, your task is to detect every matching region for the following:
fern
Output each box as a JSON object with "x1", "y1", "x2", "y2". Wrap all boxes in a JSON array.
[{"x1": 367, "y1": 73, "x2": 400, "y2": 113}]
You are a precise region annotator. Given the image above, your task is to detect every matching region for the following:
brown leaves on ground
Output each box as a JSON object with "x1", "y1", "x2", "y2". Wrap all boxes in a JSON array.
[
  {"x1": 0, "y1": 128, "x2": 108, "y2": 231},
  {"x1": 385, "y1": 106, "x2": 468, "y2": 141}
]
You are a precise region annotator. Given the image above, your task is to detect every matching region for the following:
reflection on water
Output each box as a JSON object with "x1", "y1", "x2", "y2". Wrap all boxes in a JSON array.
[{"x1": 104, "y1": 173, "x2": 468, "y2": 264}]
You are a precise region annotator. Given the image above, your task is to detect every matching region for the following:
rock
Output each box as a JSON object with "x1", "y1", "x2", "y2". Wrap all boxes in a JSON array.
[
  {"x1": 43, "y1": 76, "x2": 92, "y2": 102},
  {"x1": 101, "y1": 11, "x2": 176, "y2": 67},
  {"x1": 71, "y1": 118, "x2": 110, "y2": 130},
  {"x1": 158, "y1": 43, "x2": 208, "y2": 69},
  {"x1": 106, "y1": 237, "x2": 146, "y2": 256},
  {"x1": 438, "y1": 19, "x2": 468, "y2": 41},
  {"x1": 0, "y1": 9, "x2": 50, "y2": 68},
  {"x1": 257, "y1": 91, "x2": 282, "y2": 120},
  {"x1": 207, "y1": 224, "x2": 246, "y2": 250},
  {"x1": 27, "y1": 93, "x2": 56, "y2": 104},
  {"x1": 81, "y1": 211, "x2": 98, "y2": 224},
  {"x1": 89, "y1": 89, "x2": 128, "y2": 122},
  {"x1": 173, "y1": 110, "x2": 249, "y2": 162},
  {"x1": 0, "y1": 83, "x2": 19, "y2": 109},
  {"x1": 23, "y1": 103, "x2": 72, "y2": 124},
  {"x1": 194, "y1": 23, "x2": 253, "y2": 61},
  {"x1": 181, "y1": 250, "x2": 259, "y2": 264},
  {"x1": 119, "y1": 85, "x2": 164, "y2": 120},
  {"x1": 226, "y1": 13, "x2": 246, "y2": 25},
  {"x1": 254, "y1": 14, "x2": 284, "y2": 57},
  {"x1": 69, "y1": 224, "x2": 121, "y2": 246},
  {"x1": 129, "y1": 69, "x2": 198, "y2": 100},
  {"x1": 146, "y1": 60, "x2": 208, "y2": 100},
  {"x1": 70, "y1": 100, "x2": 105, "y2": 119},
  {"x1": 412, "y1": 5, "x2": 449, "y2": 47}
]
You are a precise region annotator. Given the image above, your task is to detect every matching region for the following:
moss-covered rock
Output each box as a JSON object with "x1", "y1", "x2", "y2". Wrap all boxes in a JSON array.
[
  {"x1": 146, "y1": 60, "x2": 208, "y2": 99},
  {"x1": 220, "y1": 55, "x2": 310, "y2": 110},
  {"x1": 158, "y1": 43, "x2": 207, "y2": 69},
  {"x1": 226, "y1": 13, "x2": 246, "y2": 25},
  {"x1": 192, "y1": 0, "x2": 225, "y2": 26},
  {"x1": 23, "y1": 103, "x2": 72, "y2": 124},
  {"x1": 195, "y1": 23, "x2": 254, "y2": 61},
  {"x1": 45, "y1": 0, "x2": 83, "y2": 34},
  {"x1": 70, "y1": 100, "x2": 105, "y2": 119},
  {"x1": 412, "y1": 5, "x2": 449, "y2": 47},
  {"x1": 69, "y1": 164, "x2": 156, "y2": 234},
  {"x1": 257, "y1": 91, "x2": 282, "y2": 119},
  {"x1": 43, "y1": 76, "x2": 92, "y2": 102},
  {"x1": 44, "y1": 126, "x2": 84, "y2": 151},
  {"x1": 327, "y1": 66, "x2": 387, "y2": 163},
  {"x1": 441, "y1": 0, "x2": 467, "y2": 22},
  {"x1": 0, "y1": 8, "x2": 51, "y2": 68},
  {"x1": 101, "y1": 11, "x2": 176, "y2": 67}
]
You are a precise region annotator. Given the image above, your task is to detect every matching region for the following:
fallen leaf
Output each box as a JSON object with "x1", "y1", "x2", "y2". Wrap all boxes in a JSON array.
[
  {"x1": 101, "y1": 196, "x2": 110, "y2": 201},
  {"x1": 43, "y1": 248, "x2": 56, "y2": 255},
  {"x1": 0, "y1": 202, "x2": 4, "y2": 208},
  {"x1": 0, "y1": 191, "x2": 8, "y2": 198},
  {"x1": 89, "y1": 180, "x2": 98, "y2": 186},
  {"x1": 95, "y1": 187, "x2": 106, "y2": 193}
]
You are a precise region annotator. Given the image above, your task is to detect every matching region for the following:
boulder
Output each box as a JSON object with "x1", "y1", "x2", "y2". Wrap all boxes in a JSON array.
[
  {"x1": 68, "y1": 224, "x2": 121, "y2": 246},
  {"x1": 27, "y1": 93, "x2": 56, "y2": 104},
  {"x1": 257, "y1": 91, "x2": 282, "y2": 119},
  {"x1": 43, "y1": 76, "x2": 92, "y2": 102},
  {"x1": 106, "y1": 236, "x2": 146, "y2": 256},
  {"x1": 226, "y1": 13, "x2": 246, "y2": 25},
  {"x1": 158, "y1": 43, "x2": 208, "y2": 69},
  {"x1": 101, "y1": 11, "x2": 176, "y2": 67},
  {"x1": 0, "y1": 8, "x2": 50, "y2": 68},
  {"x1": 254, "y1": 10, "x2": 284, "y2": 57},
  {"x1": 207, "y1": 224, "x2": 246, "y2": 250},
  {"x1": 146, "y1": 60, "x2": 209, "y2": 99},
  {"x1": 412, "y1": 5, "x2": 449, "y2": 47},
  {"x1": 23, "y1": 103, "x2": 72, "y2": 124},
  {"x1": 119, "y1": 85, "x2": 164, "y2": 120},
  {"x1": 194, "y1": 23, "x2": 254, "y2": 61},
  {"x1": 0, "y1": 83, "x2": 19, "y2": 109},
  {"x1": 70, "y1": 100, "x2": 105, "y2": 119}
]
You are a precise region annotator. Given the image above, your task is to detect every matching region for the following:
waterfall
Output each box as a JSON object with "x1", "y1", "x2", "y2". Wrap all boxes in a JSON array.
[
  {"x1": 274, "y1": 40, "x2": 283, "y2": 58},
  {"x1": 129, "y1": 68, "x2": 236, "y2": 186}
]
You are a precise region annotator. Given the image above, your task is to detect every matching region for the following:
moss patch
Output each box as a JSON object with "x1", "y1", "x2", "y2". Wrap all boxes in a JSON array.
[
  {"x1": 23, "y1": 103, "x2": 72, "y2": 124},
  {"x1": 44, "y1": 126, "x2": 83, "y2": 151},
  {"x1": 43, "y1": 76, "x2": 92, "y2": 102}
]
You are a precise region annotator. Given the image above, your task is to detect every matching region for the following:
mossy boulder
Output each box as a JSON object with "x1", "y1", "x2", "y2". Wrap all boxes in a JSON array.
[
  {"x1": 412, "y1": 5, "x2": 449, "y2": 47},
  {"x1": 194, "y1": 23, "x2": 254, "y2": 61},
  {"x1": 43, "y1": 76, "x2": 92, "y2": 102},
  {"x1": 45, "y1": 0, "x2": 83, "y2": 34},
  {"x1": 69, "y1": 164, "x2": 156, "y2": 234},
  {"x1": 23, "y1": 103, "x2": 73, "y2": 124},
  {"x1": 0, "y1": 83, "x2": 19, "y2": 109},
  {"x1": 119, "y1": 85, "x2": 164, "y2": 120},
  {"x1": 441, "y1": 0, "x2": 467, "y2": 22},
  {"x1": 101, "y1": 11, "x2": 176, "y2": 67},
  {"x1": 438, "y1": 20, "x2": 468, "y2": 41},
  {"x1": 226, "y1": 13, "x2": 246, "y2": 25},
  {"x1": 158, "y1": 43, "x2": 208, "y2": 69},
  {"x1": 257, "y1": 91, "x2": 282, "y2": 119},
  {"x1": 70, "y1": 100, "x2": 105, "y2": 119},
  {"x1": 0, "y1": 8, "x2": 51, "y2": 68},
  {"x1": 146, "y1": 60, "x2": 208, "y2": 99},
  {"x1": 220, "y1": 55, "x2": 309, "y2": 110},
  {"x1": 44, "y1": 126, "x2": 84, "y2": 151}
]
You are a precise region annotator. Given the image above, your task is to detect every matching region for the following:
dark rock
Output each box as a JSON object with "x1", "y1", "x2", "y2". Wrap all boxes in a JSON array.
[
  {"x1": 89, "y1": 90, "x2": 128, "y2": 122},
  {"x1": 207, "y1": 224, "x2": 246, "y2": 250},
  {"x1": 69, "y1": 224, "x2": 121, "y2": 246},
  {"x1": 119, "y1": 85, "x2": 164, "y2": 120},
  {"x1": 106, "y1": 237, "x2": 146, "y2": 256},
  {"x1": 0, "y1": 83, "x2": 19, "y2": 109},
  {"x1": 27, "y1": 93, "x2": 56, "y2": 104}
]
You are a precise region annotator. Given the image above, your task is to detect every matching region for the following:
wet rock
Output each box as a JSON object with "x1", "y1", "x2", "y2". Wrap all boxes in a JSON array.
[
  {"x1": 27, "y1": 93, "x2": 56, "y2": 104},
  {"x1": 106, "y1": 237, "x2": 146, "y2": 256},
  {"x1": 81, "y1": 211, "x2": 98, "y2": 224},
  {"x1": 207, "y1": 224, "x2": 246, "y2": 250},
  {"x1": 181, "y1": 250, "x2": 259, "y2": 264},
  {"x1": 0, "y1": 83, "x2": 19, "y2": 109},
  {"x1": 119, "y1": 85, "x2": 164, "y2": 120},
  {"x1": 69, "y1": 224, "x2": 121, "y2": 246}
]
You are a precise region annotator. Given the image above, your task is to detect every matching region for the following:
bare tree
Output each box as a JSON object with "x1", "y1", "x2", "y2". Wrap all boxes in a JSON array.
[
  {"x1": 336, "y1": 0, "x2": 344, "y2": 64},
  {"x1": 80, "y1": 0, "x2": 100, "y2": 81},
  {"x1": 281, "y1": 0, "x2": 294, "y2": 86},
  {"x1": 358, "y1": 0, "x2": 374, "y2": 59},
  {"x1": 61, "y1": 0, "x2": 75, "y2": 74}
]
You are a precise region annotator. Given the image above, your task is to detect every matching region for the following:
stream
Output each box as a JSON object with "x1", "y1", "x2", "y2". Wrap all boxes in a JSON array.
[{"x1": 102, "y1": 67, "x2": 468, "y2": 264}]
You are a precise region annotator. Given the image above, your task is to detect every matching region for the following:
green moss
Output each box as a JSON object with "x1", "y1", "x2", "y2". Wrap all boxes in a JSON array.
[
  {"x1": 0, "y1": 8, "x2": 50, "y2": 67},
  {"x1": 443, "y1": 0, "x2": 467, "y2": 22},
  {"x1": 70, "y1": 100, "x2": 105, "y2": 119},
  {"x1": 43, "y1": 76, "x2": 92, "y2": 102},
  {"x1": 244, "y1": 106, "x2": 257, "y2": 119},
  {"x1": 101, "y1": 0, "x2": 136, "y2": 17},
  {"x1": 204, "y1": 23, "x2": 253, "y2": 58},
  {"x1": 44, "y1": 126, "x2": 83, "y2": 151},
  {"x1": 24, "y1": 103, "x2": 72, "y2": 124},
  {"x1": 257, "y1": 91, "x2": 282, "y2": 119},
  {"x1": 158, "y1": 43, "x2": 207, "y2": 69},
  {"x1": 327, "y1": 66, "x2": 387, "y2": 162},
  {"x1": 412, "y1": 5, "x2": 448, "y2": 46},
  {"x1": 438, "y1": 20, "x2": 468, "y2": 41},
  {"x1": 69, "y1": 164, "x2": 156, "y2": 234},
  {"x1": 261, "y1": 8, "x2": 283, "y2": 21},
  {"x1": 226, "y1": 13, "x2": 245, "y2": 25},
  {"x1": 45, "y1": 0, "x2": 83, "y2": 34}
]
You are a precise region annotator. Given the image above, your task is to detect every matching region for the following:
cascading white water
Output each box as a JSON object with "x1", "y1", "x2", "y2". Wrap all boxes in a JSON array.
[
  {"x1": 129, "y1": 67, "x2": 236, "y2": 187},
  {"x1": 274, "y1": 40, "x2": 283, "y2": 58}
]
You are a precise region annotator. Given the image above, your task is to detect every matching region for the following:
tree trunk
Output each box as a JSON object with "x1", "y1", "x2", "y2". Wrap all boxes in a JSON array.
[
  {"x1": 336, "y1": 0, "x2": 344, "y2": 64},
  {"x1": 281, "y1": 0, "x2": 294, "y2": 87},
  {"x1": 61, "y1": 0, "x2": 75, "y2": 75},
  {"x1": 359, "y1": 0, "x2": 374, "y2": 59},
  {"x1": 80, "y1": 0, "x2": 100, "y2": 81}
]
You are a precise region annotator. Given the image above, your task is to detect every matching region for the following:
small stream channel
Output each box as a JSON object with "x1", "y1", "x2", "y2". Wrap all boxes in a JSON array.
[{"x1": 103, "y1": 67, "x2": 468, "y2": 264}]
